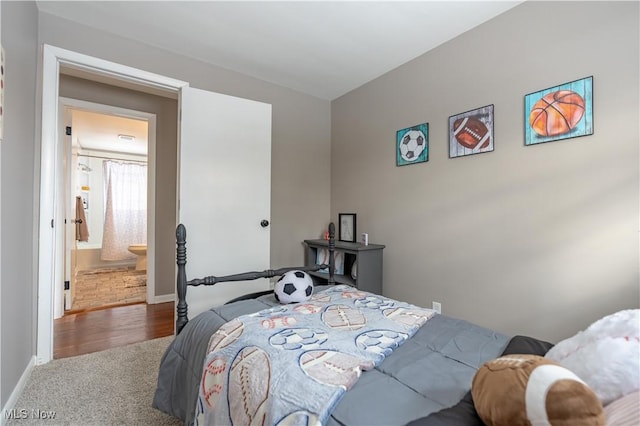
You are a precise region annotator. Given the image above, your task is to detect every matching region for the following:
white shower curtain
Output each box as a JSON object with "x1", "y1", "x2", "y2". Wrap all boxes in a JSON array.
[{"x1": 101, "y1": 160, "x2": 147, "y2": 261}]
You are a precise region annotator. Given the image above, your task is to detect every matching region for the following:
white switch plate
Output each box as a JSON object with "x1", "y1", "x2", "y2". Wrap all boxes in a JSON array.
[{"x1": 432, "y1": 301, "x2": 442, "y2": 314}]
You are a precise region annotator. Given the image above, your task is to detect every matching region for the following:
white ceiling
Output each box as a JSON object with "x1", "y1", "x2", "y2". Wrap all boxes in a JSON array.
[
  {"x1": 72, "y1": 109, "x2": 149, "y2": 156},
  {"x1": 36, "y1": 1, "x2": 523, "y2": 100}
]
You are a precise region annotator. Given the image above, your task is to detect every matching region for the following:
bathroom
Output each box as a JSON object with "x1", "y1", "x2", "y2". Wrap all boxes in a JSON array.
[{"x1": 67, "y1": 108, "x2": 150, "y2": 312}]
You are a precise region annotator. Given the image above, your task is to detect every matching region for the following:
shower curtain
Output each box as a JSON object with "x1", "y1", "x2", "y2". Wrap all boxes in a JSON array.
[{"x1": 101, "y1": 160, "x2": 147, "y2": 261}]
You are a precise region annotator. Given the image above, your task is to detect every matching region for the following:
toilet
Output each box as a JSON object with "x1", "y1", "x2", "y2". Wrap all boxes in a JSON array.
[{"x1": 128, "y1": 244, "x2": 147, "y2": 271}]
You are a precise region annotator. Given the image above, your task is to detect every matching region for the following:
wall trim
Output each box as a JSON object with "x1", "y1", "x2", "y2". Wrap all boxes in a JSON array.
[
  {"x1": 1, "y1": 356, "x2": 36, "y2": 426},
  {"x1": 150, "y1": 293, "x2": 176, "y2": 304}
]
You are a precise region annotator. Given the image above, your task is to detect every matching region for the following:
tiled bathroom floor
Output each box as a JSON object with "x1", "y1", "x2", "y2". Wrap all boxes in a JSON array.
[{"x1": 70, "y1": 267, "x2": 146, "y2": 311}]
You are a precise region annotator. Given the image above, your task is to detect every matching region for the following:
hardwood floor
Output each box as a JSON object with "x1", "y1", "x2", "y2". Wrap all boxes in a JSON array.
[{"x1": 54, "y1": 302, "x2": 175, "y2": 359}]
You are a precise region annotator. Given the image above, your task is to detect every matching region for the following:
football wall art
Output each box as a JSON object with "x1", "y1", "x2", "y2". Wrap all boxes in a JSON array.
[
  {"x1": 525, "y1": 76, "x2": 593, "y2": 146},
  {"x1": 449, "y1": 104, "x2": 494, "y2": 158},
  {"x1": 396, "y1": 123, "x2": 428, "y2": 166}
]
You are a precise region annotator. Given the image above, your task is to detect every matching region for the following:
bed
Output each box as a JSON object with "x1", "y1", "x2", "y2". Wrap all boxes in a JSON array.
[{"x1": 153, "y1": 223, "x2": 631, "y2": 426}]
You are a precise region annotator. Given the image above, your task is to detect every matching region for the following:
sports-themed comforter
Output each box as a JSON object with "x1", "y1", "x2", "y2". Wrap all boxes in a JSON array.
[
  {"x1": 153, "y1": 286, "x2": 511, "y2": 425},
  {"x1": 195, "y1": 286, "x2": 435, "y2": 425}
]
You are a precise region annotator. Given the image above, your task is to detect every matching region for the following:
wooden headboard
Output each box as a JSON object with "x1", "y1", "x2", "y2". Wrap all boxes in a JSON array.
[{"x1": 175, "y1": 223, "x2": 336, "y2": 334}]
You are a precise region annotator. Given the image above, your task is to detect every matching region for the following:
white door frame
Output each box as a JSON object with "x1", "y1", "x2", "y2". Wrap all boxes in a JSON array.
[
  {"x1": 59, "y1": 97, "x2": 157, "y2": 316},
  {"x1": 38, "y1": 44, "x2": 188, "y2": 364}
]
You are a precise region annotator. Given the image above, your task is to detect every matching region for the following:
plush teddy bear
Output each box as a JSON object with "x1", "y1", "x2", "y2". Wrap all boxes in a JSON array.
[{"x1": 545, "y1": 309, "x2": 640, "y2": 405}]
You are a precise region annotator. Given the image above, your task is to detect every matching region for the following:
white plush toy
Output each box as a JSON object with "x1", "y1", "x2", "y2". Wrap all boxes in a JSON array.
[{"x1": 545, "y1": 309, "x2": 640, "y2": 405}]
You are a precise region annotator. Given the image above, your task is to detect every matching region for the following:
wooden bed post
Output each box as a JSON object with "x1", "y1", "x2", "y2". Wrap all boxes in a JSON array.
[
  {"x1": 176, "y1": 224, "x2": 188, "y2": 334},
  {"x1": 328, "y1": 222, "x2": 335, "y2": 285}
]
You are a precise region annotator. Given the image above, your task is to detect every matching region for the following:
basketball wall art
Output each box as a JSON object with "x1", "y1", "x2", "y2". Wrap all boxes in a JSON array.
[
  {"x1": 396, "y1": 123, "x2": 428, "y2": 166},
  {"x1": 525, "y1": 76, "x2": 593, "y2": 146},
  {"x1": 449, "y1": 104, "x2": 494, "y2": 158}
]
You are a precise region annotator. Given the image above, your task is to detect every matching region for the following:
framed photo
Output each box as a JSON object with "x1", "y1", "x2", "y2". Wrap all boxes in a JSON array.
[
  {"x1": 449, "y1": 104, "x2": 494, "y2": 158},
  {"x1": 524, "y1": 76, "x2": 593, "y2": 146},
  {"x1": 338, "y1": 213, "x2": 357, "y2": 243},
  {"x1": 396, "y1": 123, "x2": 428, "y2": 166}
]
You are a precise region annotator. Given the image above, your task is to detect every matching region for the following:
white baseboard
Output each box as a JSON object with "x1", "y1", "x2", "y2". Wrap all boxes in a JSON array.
[
  {"x1": 149, "y1": 293, "x2": 175, "y2": 304},
  {"x1": 1, "y1": 356, "x2": 35, "y2": 426}
]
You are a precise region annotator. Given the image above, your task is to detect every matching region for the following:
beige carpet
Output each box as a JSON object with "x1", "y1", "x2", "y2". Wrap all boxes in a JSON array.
[{"x1": 7, "y1": 336, "x2": 182, "y2": 425}]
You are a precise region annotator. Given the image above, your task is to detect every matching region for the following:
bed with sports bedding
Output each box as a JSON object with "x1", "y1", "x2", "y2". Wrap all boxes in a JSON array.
[{"x1": 152, "y1": 222, "x2": 599, "y2": 426}]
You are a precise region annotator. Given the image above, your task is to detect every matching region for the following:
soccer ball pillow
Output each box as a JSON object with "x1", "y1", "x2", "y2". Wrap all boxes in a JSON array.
[{"x1": 274, "y1": 270, "x2": 313, "y2": 304}]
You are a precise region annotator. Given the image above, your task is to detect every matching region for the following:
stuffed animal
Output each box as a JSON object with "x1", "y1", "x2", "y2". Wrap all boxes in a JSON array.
[
  {"x1": 545, "y1": 309, "x2": 640, "y2": 405},
  {"x1": 472, "y1": 354, "x2": 605, "y2": 425},
  {"x1": 274, "y1": 270, "x2": 313, "y2": 304}
]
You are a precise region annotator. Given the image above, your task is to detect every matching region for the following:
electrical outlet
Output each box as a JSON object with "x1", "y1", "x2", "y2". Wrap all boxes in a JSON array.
[{"x1": 432, "y1": 301, "x2": 442, "y2": 314}]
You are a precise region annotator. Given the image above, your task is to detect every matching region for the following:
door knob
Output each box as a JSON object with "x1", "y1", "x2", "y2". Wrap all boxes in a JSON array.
[{"x1": 260, "y1": 220, "x2": 269, "y2": 228}]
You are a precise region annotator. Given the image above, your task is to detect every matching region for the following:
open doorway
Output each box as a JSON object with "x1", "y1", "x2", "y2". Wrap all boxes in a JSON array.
[
  {"x1": 39, "y1": 45, "x2": 272, "y2": 364},
  {"x1": 63, "y1": 106, "x2": 152, "y2": 314},
  {"x1": 38, "y1": 45, "x2": 186, "y2": 364}
]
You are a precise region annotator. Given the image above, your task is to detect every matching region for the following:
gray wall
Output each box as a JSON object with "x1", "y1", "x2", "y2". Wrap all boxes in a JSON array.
[
  {"x1": 38, "y1": 11, "x2": 332, "y2": 270},
  {"x1": 1, "y1": 2, "x2": 331, "y2": 408},
  {"x1": 331, "y1": 1, "x2": 639, "y2": 343},
  {"x1": 59, "y1": 74, "x2": 179, "y2": 297},
  {"x1": 1, "y1": 1, "x2": 38, "y2": 407}
]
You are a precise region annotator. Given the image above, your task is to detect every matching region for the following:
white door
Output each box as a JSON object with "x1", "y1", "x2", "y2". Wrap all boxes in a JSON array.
[
  {"x1": 179, "y1": 87, "x2": 272, "y2": 319},
  {"x1": 63, "y1": 109, "x2": 76, "y2": 313}
]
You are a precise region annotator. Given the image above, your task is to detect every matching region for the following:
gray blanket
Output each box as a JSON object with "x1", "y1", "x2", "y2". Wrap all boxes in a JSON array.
[{"x1": 153, "y1": 289, "x2": 509, "y2": 425}]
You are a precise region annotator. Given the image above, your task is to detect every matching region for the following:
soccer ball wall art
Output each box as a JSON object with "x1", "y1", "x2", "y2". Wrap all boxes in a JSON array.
[{"x1": 396, "y1": 123, "x2": 428, "y2": 166}]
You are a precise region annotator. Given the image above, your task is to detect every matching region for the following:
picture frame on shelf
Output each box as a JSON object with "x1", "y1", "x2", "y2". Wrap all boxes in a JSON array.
[{"x1": 338, "y1": 213, "x2": 357, "y2": 243}]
